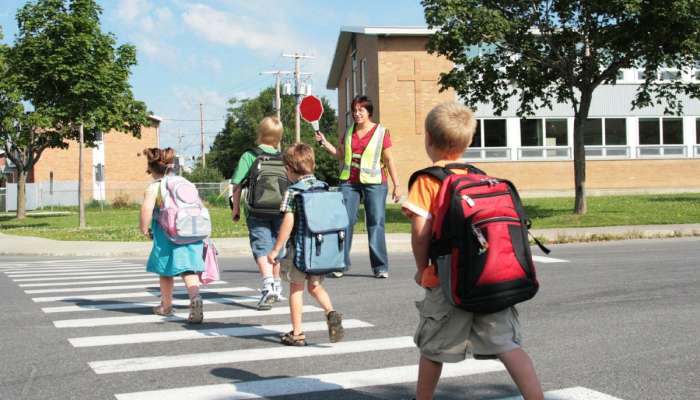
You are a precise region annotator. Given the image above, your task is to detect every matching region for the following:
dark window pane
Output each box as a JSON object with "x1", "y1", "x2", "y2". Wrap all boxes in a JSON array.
[
  {"x1": 659, "y1": 70, "x2": 681, "y2": 81},
  {"x1": 546, "y1": 119, "x2": 568, "y2": 146},
  {"x1": 639, "y1": 118, "x2": 660, "y2": 144},
  {"x1": 696, "y1": 118, "x2": 700, "y2": 143},
  {"x1": 605, "y1": 119, "x2": 627, "y2": 145},
  {"x1": 484, "y1": 119, "x2": 507, "y2": 147},
  {"x1": 662, "y1": 118, "x2": 683, "y2": 144},
  {"x1": 472, "y1": 120, "x2": 482, "y2": 147},
  {"x1": 520, "y1": 119, "x2": 543, "y2": 146},
  {"x1": 616, "y1": 70, "x2": 624, "y2": 81},
  {"x1": 583, "y1": 119, "x2": 602, "y2": 145}
]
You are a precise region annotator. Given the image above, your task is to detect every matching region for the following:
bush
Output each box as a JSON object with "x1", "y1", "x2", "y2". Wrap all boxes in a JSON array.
[
  {"x1": 111, "y1": 192, "x2": 133, "y2": 209},
  {"x1": 183, "y1": 164, "x2": 224, "y2": 183}
]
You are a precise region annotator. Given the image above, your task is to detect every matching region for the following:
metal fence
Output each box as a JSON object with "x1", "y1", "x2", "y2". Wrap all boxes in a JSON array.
[{"x1": 2, "y1": 181, "x2": 229, "y2": 212}]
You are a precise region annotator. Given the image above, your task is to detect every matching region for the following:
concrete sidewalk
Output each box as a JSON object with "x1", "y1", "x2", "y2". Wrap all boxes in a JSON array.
[{"x1": 1, "y1": 224, "x2": 699, "y2": 257}]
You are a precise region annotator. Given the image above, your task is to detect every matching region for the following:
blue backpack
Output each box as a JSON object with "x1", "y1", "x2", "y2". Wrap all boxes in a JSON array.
[{"x1": 289, "y1": 180, "x2": 349, "y2": 274}]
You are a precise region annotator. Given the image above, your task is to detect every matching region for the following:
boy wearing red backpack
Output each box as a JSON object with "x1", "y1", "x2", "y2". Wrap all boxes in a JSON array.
[{"x1": 402, "y1": 102, "x2": 543, "y2": 400}]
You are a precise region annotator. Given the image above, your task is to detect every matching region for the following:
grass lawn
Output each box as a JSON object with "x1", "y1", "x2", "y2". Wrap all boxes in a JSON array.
[{"x1": 2, "y1": 193, "x2": 700, "y2": 241}]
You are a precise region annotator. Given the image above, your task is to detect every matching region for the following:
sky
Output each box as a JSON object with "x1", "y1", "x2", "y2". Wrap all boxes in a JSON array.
[{"x1": 0, "y1": 0, "x2": 426, "y2": 161}]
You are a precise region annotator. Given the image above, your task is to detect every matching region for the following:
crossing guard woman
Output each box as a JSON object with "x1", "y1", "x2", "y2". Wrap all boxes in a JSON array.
[{"x1": 315, "y1": 95, "x2": 401, "y2": 278}]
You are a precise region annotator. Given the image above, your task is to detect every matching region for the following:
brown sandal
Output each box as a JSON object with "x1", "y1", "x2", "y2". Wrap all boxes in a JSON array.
[
  {"x1": 153, "y1": 303, "x2": 173, "y2": 316},
  {"x1": 280, "y1": 331, "x2": 306, "y2": 346}
]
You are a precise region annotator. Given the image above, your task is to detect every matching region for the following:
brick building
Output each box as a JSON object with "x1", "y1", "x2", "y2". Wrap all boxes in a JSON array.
[
  {"x1": 8, "y1": 115, "x2": 162, "y2": 207},
  {"x1": 326, "y1": 27, "x2": 700, "y2": 195}
]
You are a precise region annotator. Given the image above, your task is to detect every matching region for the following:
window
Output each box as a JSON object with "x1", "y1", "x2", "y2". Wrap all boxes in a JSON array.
[
  {"x1": 360, "y1": 58, "x2": 367, "y2": 95},
  {"x1": 521, "y1": 118, "x2": 568, "y2": 146},
  {"x1": 659, "y1": 69, "x2": 681, "y2": 81},
  {"x1": 95, "y1": 131, "x2": 104, "y2": 142},
  {"x1": 345, "y1": 78, "x2": 351, "y2": 128},
  {"x1": 639, "y1": 118, "x2": 660, "y2": 144},
  {"x1": 583, "y1": 119, "x2": 603, "y2": 145},
  {"x1": 472, "y1": 120, "x2": 507, "y2": 147},
  {"x1": 639, "y1": 118, "x2": 683, "y2": 144},
  {"x1": 605, "y1": 119, "x2": 627, "y2": 145},
  {"x1": 663, "y1": 118, "x2": 683, "y2": 144},
  {"x1": 637, "y1": 70, "x2": 647, "y2": 81},
  {"x1": 351, "y1": 51, "x2": 358, "y2": 97},
  {"x1": 696, "y1": 118, "x2": 700, "y2": 143},
  {"x1": 616, "y1": 70, "x2": 624, "y2": 81}
]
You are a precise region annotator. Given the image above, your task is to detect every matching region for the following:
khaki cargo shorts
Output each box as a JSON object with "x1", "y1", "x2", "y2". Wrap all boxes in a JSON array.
[
  {"x1": 280, "y1": 246, "x2": 324, "y2": 286},
  {"x1": 414, "y1": 287, "x2": 522, "y2": 363}
]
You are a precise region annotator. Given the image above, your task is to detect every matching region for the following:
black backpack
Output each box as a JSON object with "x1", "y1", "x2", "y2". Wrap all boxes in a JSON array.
[{"x1": 242, "y1": 147, "x2": 288, "y2": 218}]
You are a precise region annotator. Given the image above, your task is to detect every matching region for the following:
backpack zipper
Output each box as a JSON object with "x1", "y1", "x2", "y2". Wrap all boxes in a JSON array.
[
  {"x1": 461, "y1": 191, "x2": 511, "y2": 207},
  {"x1": 474, "y1": 216, "x2": 520, "y2": 226}
]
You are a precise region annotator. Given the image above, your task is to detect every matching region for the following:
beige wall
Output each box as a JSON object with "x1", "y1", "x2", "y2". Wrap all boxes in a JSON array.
[
  {"x1": 376, "y1": 35, "x2": 456, "y2": 188},
  {"x1": 32, "y1": 124, "x2": 158, "y2": 202},
  {"x1": 337, "y1": 34, "x2": 380, "y2": 135}
]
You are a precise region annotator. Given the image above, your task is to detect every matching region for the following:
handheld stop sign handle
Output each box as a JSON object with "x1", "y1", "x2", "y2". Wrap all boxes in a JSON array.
[{"x1": 299, "y1": 95, "x2": 324, "y2": 144}]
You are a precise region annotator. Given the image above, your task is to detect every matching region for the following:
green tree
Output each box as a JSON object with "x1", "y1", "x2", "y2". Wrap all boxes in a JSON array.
[
  {"x1": 183, "y1": 161, "x2": 225, "y2": 183},
  {"x1": 208, "y1": 87, "x2": 340, "y2": 185},
  {"x1": 6, "y1": 0, "x2": 149, "y2": 224},
  {"x1": 423, "y1": 0, "x2": 700, "y2": 214}
]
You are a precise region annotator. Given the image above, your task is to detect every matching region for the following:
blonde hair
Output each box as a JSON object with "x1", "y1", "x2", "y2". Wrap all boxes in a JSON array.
[
  {"x1": 143, "y1": 147, "x2": 175, "y2": 175},
  {"x1": 283, "y1": 143, "x2": 315, "y2": 175},
  {"x1": 256, "y1": 116, "x2": 283, "y2": 145},
  {"x1": 424, "y1": 102, "x2": 476, "y2": 155}
]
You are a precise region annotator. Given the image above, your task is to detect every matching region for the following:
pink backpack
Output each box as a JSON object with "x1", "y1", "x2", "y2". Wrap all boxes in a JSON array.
[
  {"x1": 199, "y1": 239, "x2": 220, "y2": 285},
  {"x1": 157, "y1": 176, "x2": 212, "y2": 244}
]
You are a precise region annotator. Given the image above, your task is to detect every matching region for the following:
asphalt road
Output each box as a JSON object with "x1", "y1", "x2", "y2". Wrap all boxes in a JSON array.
[{"x1": 0, "y1": 238, "x2": 698, "y2": 400}]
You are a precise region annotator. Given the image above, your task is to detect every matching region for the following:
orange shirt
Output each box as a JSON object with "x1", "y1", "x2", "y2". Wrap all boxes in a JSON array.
[{"x1": 402, "y1": 160, "x2": 469, "y2": 288}]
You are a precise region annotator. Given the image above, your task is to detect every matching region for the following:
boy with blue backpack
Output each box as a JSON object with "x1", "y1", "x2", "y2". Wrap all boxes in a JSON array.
[
  {"x1": 267, "y1": 143, "x2": 345, "y2": 346},
  {"x1": 229, "y1": 117, "x2": 288, "y2": 310}
]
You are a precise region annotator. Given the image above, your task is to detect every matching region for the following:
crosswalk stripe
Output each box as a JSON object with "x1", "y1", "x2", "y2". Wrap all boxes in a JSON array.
[
  {"x1": 5, "y1": 266, "x2": 144, "y2": 275},
  {"x1": 32, "y1": 286, "x2": 254, "y2": 303},
  {"x1": 41, "y1": 295, "x2": 261, "y2": 314},
  {"x1": 19, "y1": 277, "x2": 160, "y2": 287},
  {"x1": 69, "y1": 319, "x2": 373, "y2": 347},
  {"x1": 25, "y1": 280, "x2": 227, "y2": 294},
  {"x1": 113, "y1": 359, "x2": 505, "y2": 399},
  {"x1": 533, "y1": 255, "x2": 569, "y2": 263},
  {"x1": 495, "y1": 386, "x2": 625, "y2": 400},
  {"x1": 13, "y1": 272, "x2": 153, "y2": 282},
  {"x1": 91, "y1": 335, "x2": 416, "y2": 374},
  {"x1": 0, "y1": 258, "x2": 121, "y2": 267},
  {"x1": 55, "y1": 305, "x2": 323, "y2": 328}
]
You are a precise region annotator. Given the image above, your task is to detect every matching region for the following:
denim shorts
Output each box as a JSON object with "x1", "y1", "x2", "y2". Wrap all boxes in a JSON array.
[{"x1": 247, "y1": 215, "x2": 284, "y2": 260}]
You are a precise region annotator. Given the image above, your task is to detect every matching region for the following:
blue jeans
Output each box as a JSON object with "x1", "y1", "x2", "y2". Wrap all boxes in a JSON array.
[{"x1": 340, "y1": 183, "x2": 389, "y2": 273}]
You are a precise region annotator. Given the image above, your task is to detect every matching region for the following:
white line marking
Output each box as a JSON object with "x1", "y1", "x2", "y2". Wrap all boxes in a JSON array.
[
  {"x1": 19, "y1": 277, "x2": 159, "y2": 287},
  {"x1": 113, "y1": 359, "x2": 505, "y2": 399},
  {"x1": 41, "y1": 296, "x2": 260, "y2": 313},
  {"x1": 13, "y1": 272, "x2": 152, "y2": 282},
  {"x1": 532, "y1": 255, "x2": 569, "y2": 263},
  {"x1": 92, "y1": 335, "x2": 415, "y2": 374},
  {"x1": 496, "y1": 386, "x2": 625, "y2": 400},
  {"x1": 0, "y1": 258, "x2": 121, "y2": 266},
  {"x1": 5, "y1": 266, "x2": 144, "y2": 275},
  {"x1": 25, "y1": 281, "x2": 226, "y2": 294},
  {"x1": 70, "y1": 319, "x2": 373, "y2": 347},
  {"x1": 31, "y1": 286, "x2": 254, "y2": 303},
  {"x1": 55, "y1": 305, "x2": 322, "y2": 329}
]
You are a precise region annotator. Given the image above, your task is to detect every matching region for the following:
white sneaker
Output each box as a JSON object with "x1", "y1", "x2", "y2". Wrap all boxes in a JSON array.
[
  {"x1": 257, "y1": 286, "x2": 277, "y2": 310},
  {"x1": 273, "y1": 282, "x2": 284, "y2": 302}
]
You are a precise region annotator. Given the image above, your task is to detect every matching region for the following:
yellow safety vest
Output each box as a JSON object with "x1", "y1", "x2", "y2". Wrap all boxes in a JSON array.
[{"x1": 339, "y1": 123, "x2": 386, "y2": 184}]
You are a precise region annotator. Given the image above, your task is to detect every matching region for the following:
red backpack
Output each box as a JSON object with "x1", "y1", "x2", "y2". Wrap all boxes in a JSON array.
[{"x1": 408, "y1": 163, "x2": 549, "y2": 313}]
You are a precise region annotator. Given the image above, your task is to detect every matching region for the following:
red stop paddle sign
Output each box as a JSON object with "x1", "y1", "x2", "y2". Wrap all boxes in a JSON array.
[{"x1": 299, "y1": 95, "x2": 324, "y2": 132}]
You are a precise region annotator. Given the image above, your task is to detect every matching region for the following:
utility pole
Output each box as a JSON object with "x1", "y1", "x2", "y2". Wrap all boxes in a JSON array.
[
  {"x1": 283, "y1": 53, "x2": 314, "y2": 143},
  {"x1": 260, "y1": 70, "x2": 292, "y2": 121},
  {"x1": 199, "y1": 102, "x2": 205, "y2": 168}
]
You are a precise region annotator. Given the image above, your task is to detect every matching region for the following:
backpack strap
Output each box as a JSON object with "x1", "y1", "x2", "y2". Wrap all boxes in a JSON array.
[{"x1": 408, "y1": 163, "x2": 487, "y2": 190}]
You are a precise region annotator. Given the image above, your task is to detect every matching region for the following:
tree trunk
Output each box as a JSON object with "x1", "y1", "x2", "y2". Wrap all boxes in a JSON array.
[
  {"x1": 573, "y1": 92, "x2": 593, "y2": 215},
  {"x1": 16, "y1": 169, "x2": 27, "y2": 219},
  {"x1": 78, "y1": 123, "x2": 86, "y2": 228}
]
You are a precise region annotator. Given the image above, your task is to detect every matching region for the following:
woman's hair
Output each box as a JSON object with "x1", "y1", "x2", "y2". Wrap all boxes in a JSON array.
[
  {"x1": 256, "y1": 116, "x2": 284, "y2": 145},
  {"x1": 283, "y1": 143, "x2": 315, "y2": 175},
  {"x1": 143, "y1": 147, "x2": 175, "y2": 175},
  {"x1": 351, "y1": 95, "x2": 373, "y2": 117}
]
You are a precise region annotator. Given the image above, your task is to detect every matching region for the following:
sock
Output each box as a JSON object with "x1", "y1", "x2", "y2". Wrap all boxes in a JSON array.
[{"x1": 262, "y1": 276, "x2": 274, "y2": 290}]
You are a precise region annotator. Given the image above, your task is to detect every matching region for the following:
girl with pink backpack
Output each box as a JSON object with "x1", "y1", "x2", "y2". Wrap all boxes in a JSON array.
[{"x1": 139, "y1": 147, "x2": 205, "y2": 323}]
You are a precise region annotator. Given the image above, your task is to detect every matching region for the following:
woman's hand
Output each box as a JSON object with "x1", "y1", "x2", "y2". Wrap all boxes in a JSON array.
[
  {"x1": 392, "y1": 185, "x2": 402, "y2": 203},
  {"x1": 314, "y1": 131, "x2": 326, "y2": 145}
]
